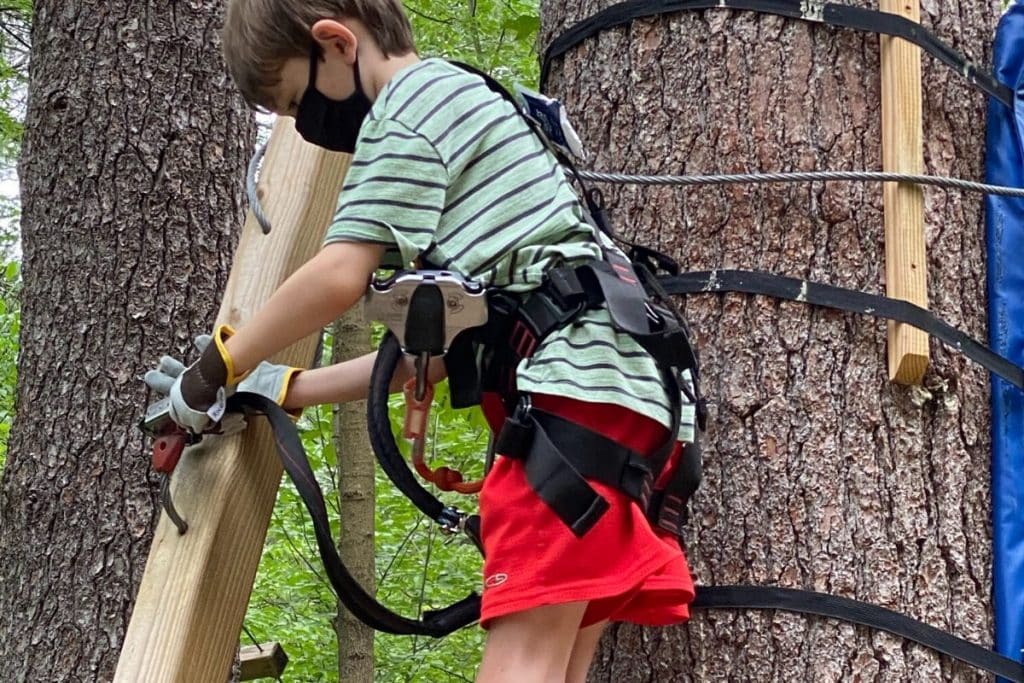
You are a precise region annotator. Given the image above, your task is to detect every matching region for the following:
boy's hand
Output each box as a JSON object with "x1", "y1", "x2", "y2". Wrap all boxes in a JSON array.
[
  {"x1": 144, "y1": 331, "x2": 304, "y2": 434},
  {"x1": 144, "y1": 327, "x2": 239, "y2": 435}
]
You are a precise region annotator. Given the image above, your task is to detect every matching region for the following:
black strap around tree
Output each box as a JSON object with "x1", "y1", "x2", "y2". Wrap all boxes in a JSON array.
[
  {"x1": 540, "y1": 0, "x2": 1014, "y2": 108},
  {"x1": 661, "y1": 269, "x2": 1024, "y2": 390},
  {"x1": 694, "y1": 586, "x2": 1024, "y2": 681}
]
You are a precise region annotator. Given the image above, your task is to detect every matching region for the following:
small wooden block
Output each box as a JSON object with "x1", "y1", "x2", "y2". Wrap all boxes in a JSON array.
[
  {"x1": 239, "y1": 642, "x2": 289, "y2": 681},
  {"x1": 880, "y1": 0, "x2": 929, "y2": 385}
]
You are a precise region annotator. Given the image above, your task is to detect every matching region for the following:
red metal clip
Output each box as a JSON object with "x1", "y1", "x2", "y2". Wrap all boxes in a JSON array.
[{"x1": 152, "y1": 431, "x2": 188, "y2": 474}]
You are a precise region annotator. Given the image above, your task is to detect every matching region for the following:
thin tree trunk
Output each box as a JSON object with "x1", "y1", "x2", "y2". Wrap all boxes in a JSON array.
[
  {"x1": 0, "y1": 1, "x2": 254, "y2": 679},
  {"x1": 332, "y1": 306, "x2": 376, "y2": 683},
  {"x1": 541, "y1": 2, "x2": 996, "y2": 680}
]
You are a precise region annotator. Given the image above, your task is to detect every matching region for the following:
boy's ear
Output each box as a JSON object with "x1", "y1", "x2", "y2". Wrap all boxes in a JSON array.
[{"x1": 310, "y1": 19, "x2": 358, "y2": 62}]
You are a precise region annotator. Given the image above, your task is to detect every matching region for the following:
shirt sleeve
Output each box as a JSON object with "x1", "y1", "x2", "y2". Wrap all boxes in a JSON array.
[{"x1": 322, "y1": 117, "x2": 449, "y2": 268}]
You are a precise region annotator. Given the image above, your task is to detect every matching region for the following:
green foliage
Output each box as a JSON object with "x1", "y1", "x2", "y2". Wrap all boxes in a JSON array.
[
  {"x1": 373, "y1": 382, "x2": 488, "y2": 682},
  {"x1": 0, "y1": 1, "x2": 30, "y2": 162},
  {"x1": 407, "y1": 0, "x2": 540, "y2": 87},
  {"x1": 0, "y1": 259, "x2": 19, "y2": 470}
]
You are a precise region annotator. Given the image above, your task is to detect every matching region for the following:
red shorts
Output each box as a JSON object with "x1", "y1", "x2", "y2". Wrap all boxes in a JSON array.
[{"x1": 478, "y1": 392, "x2": 695, "y2": 629}]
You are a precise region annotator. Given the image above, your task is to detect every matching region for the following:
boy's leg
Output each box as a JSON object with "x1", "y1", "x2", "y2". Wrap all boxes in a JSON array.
[
  {"x1": 565, "y1": 620, "x2": 608, "y2": 683},
  {"x1": 477, "y1": 601, "x2": 589, "y2": 683}
]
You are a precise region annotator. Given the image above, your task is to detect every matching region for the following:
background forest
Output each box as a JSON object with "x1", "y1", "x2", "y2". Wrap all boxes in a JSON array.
[{"x1": 0, "y1": 1, "x2": 539, "y2": 680}]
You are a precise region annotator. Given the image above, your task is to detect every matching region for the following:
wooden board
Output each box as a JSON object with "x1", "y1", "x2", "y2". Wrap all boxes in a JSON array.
[
  {"x1": 880, "y1": 0, "x2": 929, "y2": 384},
  {"x1": 115, "y1": 118, "x2": 351, "y2": 682}
]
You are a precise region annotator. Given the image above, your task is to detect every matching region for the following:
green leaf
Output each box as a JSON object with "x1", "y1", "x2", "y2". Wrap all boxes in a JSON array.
[{"x1": 505, "y1": 14, "x2": 540, "y2": 40}]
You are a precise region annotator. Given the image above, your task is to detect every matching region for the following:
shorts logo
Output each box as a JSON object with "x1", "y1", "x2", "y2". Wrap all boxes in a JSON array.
[{"x1": 485, "y1": 573, "x2": 509, "y2": 589}]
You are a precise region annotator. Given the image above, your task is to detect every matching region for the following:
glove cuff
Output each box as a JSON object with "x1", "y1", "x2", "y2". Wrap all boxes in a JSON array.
[
  {"x1": 181, "y1": 340, "x2": 229, "y2": 412},
  {"x1": 212, "y1": 324, "x2": 250, "y2": 385},
  {"x1": 279, "y1": 367, "x2": 304, "y2": 420}
]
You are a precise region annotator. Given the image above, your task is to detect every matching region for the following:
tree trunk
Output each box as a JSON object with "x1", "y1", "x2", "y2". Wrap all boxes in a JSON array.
[
  {"x1": 540, "y1": 2, "x2": 997, "y2": 680},
  {"x1": 331, "y1": 307, "x2": 376, "y2": 683},
  {"x1": 0, "y1": 1, "x2": 253, "y2": 679}
]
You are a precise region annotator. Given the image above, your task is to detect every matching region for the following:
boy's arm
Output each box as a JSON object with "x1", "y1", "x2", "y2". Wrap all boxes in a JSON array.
[
  {"x1": 282, "y1": 352, "x2": 448, "y2": 411},
  {"x1": 224, "y1": 240, "x2": 385, "y2": 376},
  {"x1": 161, "y1": 241, "x2": 384, "y2": 434}
]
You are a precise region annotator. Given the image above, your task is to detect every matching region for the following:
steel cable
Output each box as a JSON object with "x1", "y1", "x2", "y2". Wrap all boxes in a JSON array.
[{"x1": 577, "y1": 169, "x2": 1024, "y2": 197}]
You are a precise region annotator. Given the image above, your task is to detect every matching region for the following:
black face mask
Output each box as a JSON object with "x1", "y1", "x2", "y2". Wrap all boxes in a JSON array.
[{"x1": 294, "y1": 46, "x2": 372, "y2": 153}]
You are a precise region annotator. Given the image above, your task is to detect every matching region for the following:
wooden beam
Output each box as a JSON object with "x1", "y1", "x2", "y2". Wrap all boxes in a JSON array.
[
  {"x1": 239, "y1": 642, "x2": 289, "y2": 681},
  {"x1": 880, "y1": 0, "x2": 929, "y2": 384},
  {"x1": 115, "y1": 119, "x2": 352, "y2": 682}
]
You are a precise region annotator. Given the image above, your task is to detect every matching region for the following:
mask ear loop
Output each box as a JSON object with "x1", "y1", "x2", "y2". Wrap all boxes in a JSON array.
[
  {"x1": 307, "y1": 42, "x2": 320, "y2": 86},
  {"x1": 352, "y1": 52, "x2": 364, "y2": 95}
]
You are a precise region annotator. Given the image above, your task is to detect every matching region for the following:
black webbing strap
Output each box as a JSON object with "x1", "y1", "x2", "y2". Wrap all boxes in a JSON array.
[
  {"x1": 496, "y1": 408, "x2": 660, "y2": 533},
  {"x1": 540, "y1": 0, "x2": 1013, "y2": 108},
  {"x1": 660, "y1": 269, "x2": 1024, "y2": 390},
  {"x1": 649, "y1": 439, "x2": 703, "y2": 534},
  {"x1": 228, "y1": 392, "x2": 480, "y2": 637},
  {"x1": 495, "y1": 409, "x2": 614, "y2": 536},
  {"x1": 694, "y1": 586, "x2": 1024, "y2": 682}
]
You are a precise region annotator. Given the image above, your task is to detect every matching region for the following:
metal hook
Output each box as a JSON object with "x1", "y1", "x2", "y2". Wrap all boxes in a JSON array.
[{"x1": 160, "y1": 474, "x2": 189, "y2": 535}]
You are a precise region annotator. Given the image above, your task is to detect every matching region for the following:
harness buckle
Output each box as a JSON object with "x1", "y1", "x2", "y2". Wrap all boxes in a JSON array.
[
  {"x1": 437, "y1": 506, "x2": 467, "y2": 535},
  {"x1": 509, "y1": 319, "x2": 539, "y2": 358},
  {"x1": 619, "y1": 454, "x2": 654, "y2": 510}
]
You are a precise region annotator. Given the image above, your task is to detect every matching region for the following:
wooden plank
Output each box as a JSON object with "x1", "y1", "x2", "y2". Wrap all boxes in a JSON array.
[
  {"x1": 239, "y1": 642, "x2": 289, "y2": 681},
  {"x1": 880, "y1": 0, "x2": 929, "y2": 384},
  {"x1": 115, "y1": 118, "x2": 351, "y2": 682}
]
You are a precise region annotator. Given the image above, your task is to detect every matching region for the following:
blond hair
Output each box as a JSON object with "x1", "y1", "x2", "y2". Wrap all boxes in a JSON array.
[{"x1": 223, "y1": 0, "x2": 416, "y2": 109}]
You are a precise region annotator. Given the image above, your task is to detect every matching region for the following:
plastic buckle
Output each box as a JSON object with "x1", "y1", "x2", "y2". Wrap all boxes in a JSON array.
[
  {"x1": 621, "y1": 458, "x2": 654, "y2": 510},
  {"x1": 513, "y1": 394, "x2": 532, "y2": 422},
  {"x1": 546, "y1": 267, "x2": 585, "y2": 309},
  {"x1": 509, "y1": 319, "x2": 539, "y2": 359},
  {"x1": 437, "y1": 506, "x2": 467, "y2": 535}
]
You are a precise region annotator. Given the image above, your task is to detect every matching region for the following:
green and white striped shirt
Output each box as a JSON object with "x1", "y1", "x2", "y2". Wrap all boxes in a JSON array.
[{"x1": 324, "y1": 59, "x2": 695, "y2": 441}]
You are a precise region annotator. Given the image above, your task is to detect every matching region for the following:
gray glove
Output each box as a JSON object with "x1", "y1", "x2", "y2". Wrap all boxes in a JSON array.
[{"x1": 144, "y1": 351, "x2": 231, "y2": 435}]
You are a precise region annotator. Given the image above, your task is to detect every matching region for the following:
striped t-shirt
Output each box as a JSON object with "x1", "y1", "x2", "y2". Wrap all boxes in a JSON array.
[{"x1": 323, "y1": 58, "x2": 696, "y2": 442}]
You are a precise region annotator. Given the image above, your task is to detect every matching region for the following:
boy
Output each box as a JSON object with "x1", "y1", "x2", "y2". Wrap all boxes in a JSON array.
[{"x1": 150, "y1": 1, "x2": 697, "y2": 680}]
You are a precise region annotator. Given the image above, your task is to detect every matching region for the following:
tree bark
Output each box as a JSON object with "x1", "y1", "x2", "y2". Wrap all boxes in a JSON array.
[
  {"x1": 331, "y1": 307, "x2": 376, "y2": 683},
  {"x1": 0, "y1": 1, "x2": 253, "y2": 680},
  {"x1": 540, "y1": 2, "x2": 997, "y2": 680}
]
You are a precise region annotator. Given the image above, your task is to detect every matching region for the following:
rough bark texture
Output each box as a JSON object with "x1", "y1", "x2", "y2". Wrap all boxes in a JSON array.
[
  {"x1": 540, "y1": 2, "x2": 997, "y2": 681},
  {"x1": 331, "y1": 306, "x2": 376, "y2": 683},
  {"x1": 0, "y1": 1, "x2": 254, "y2": 680}
]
